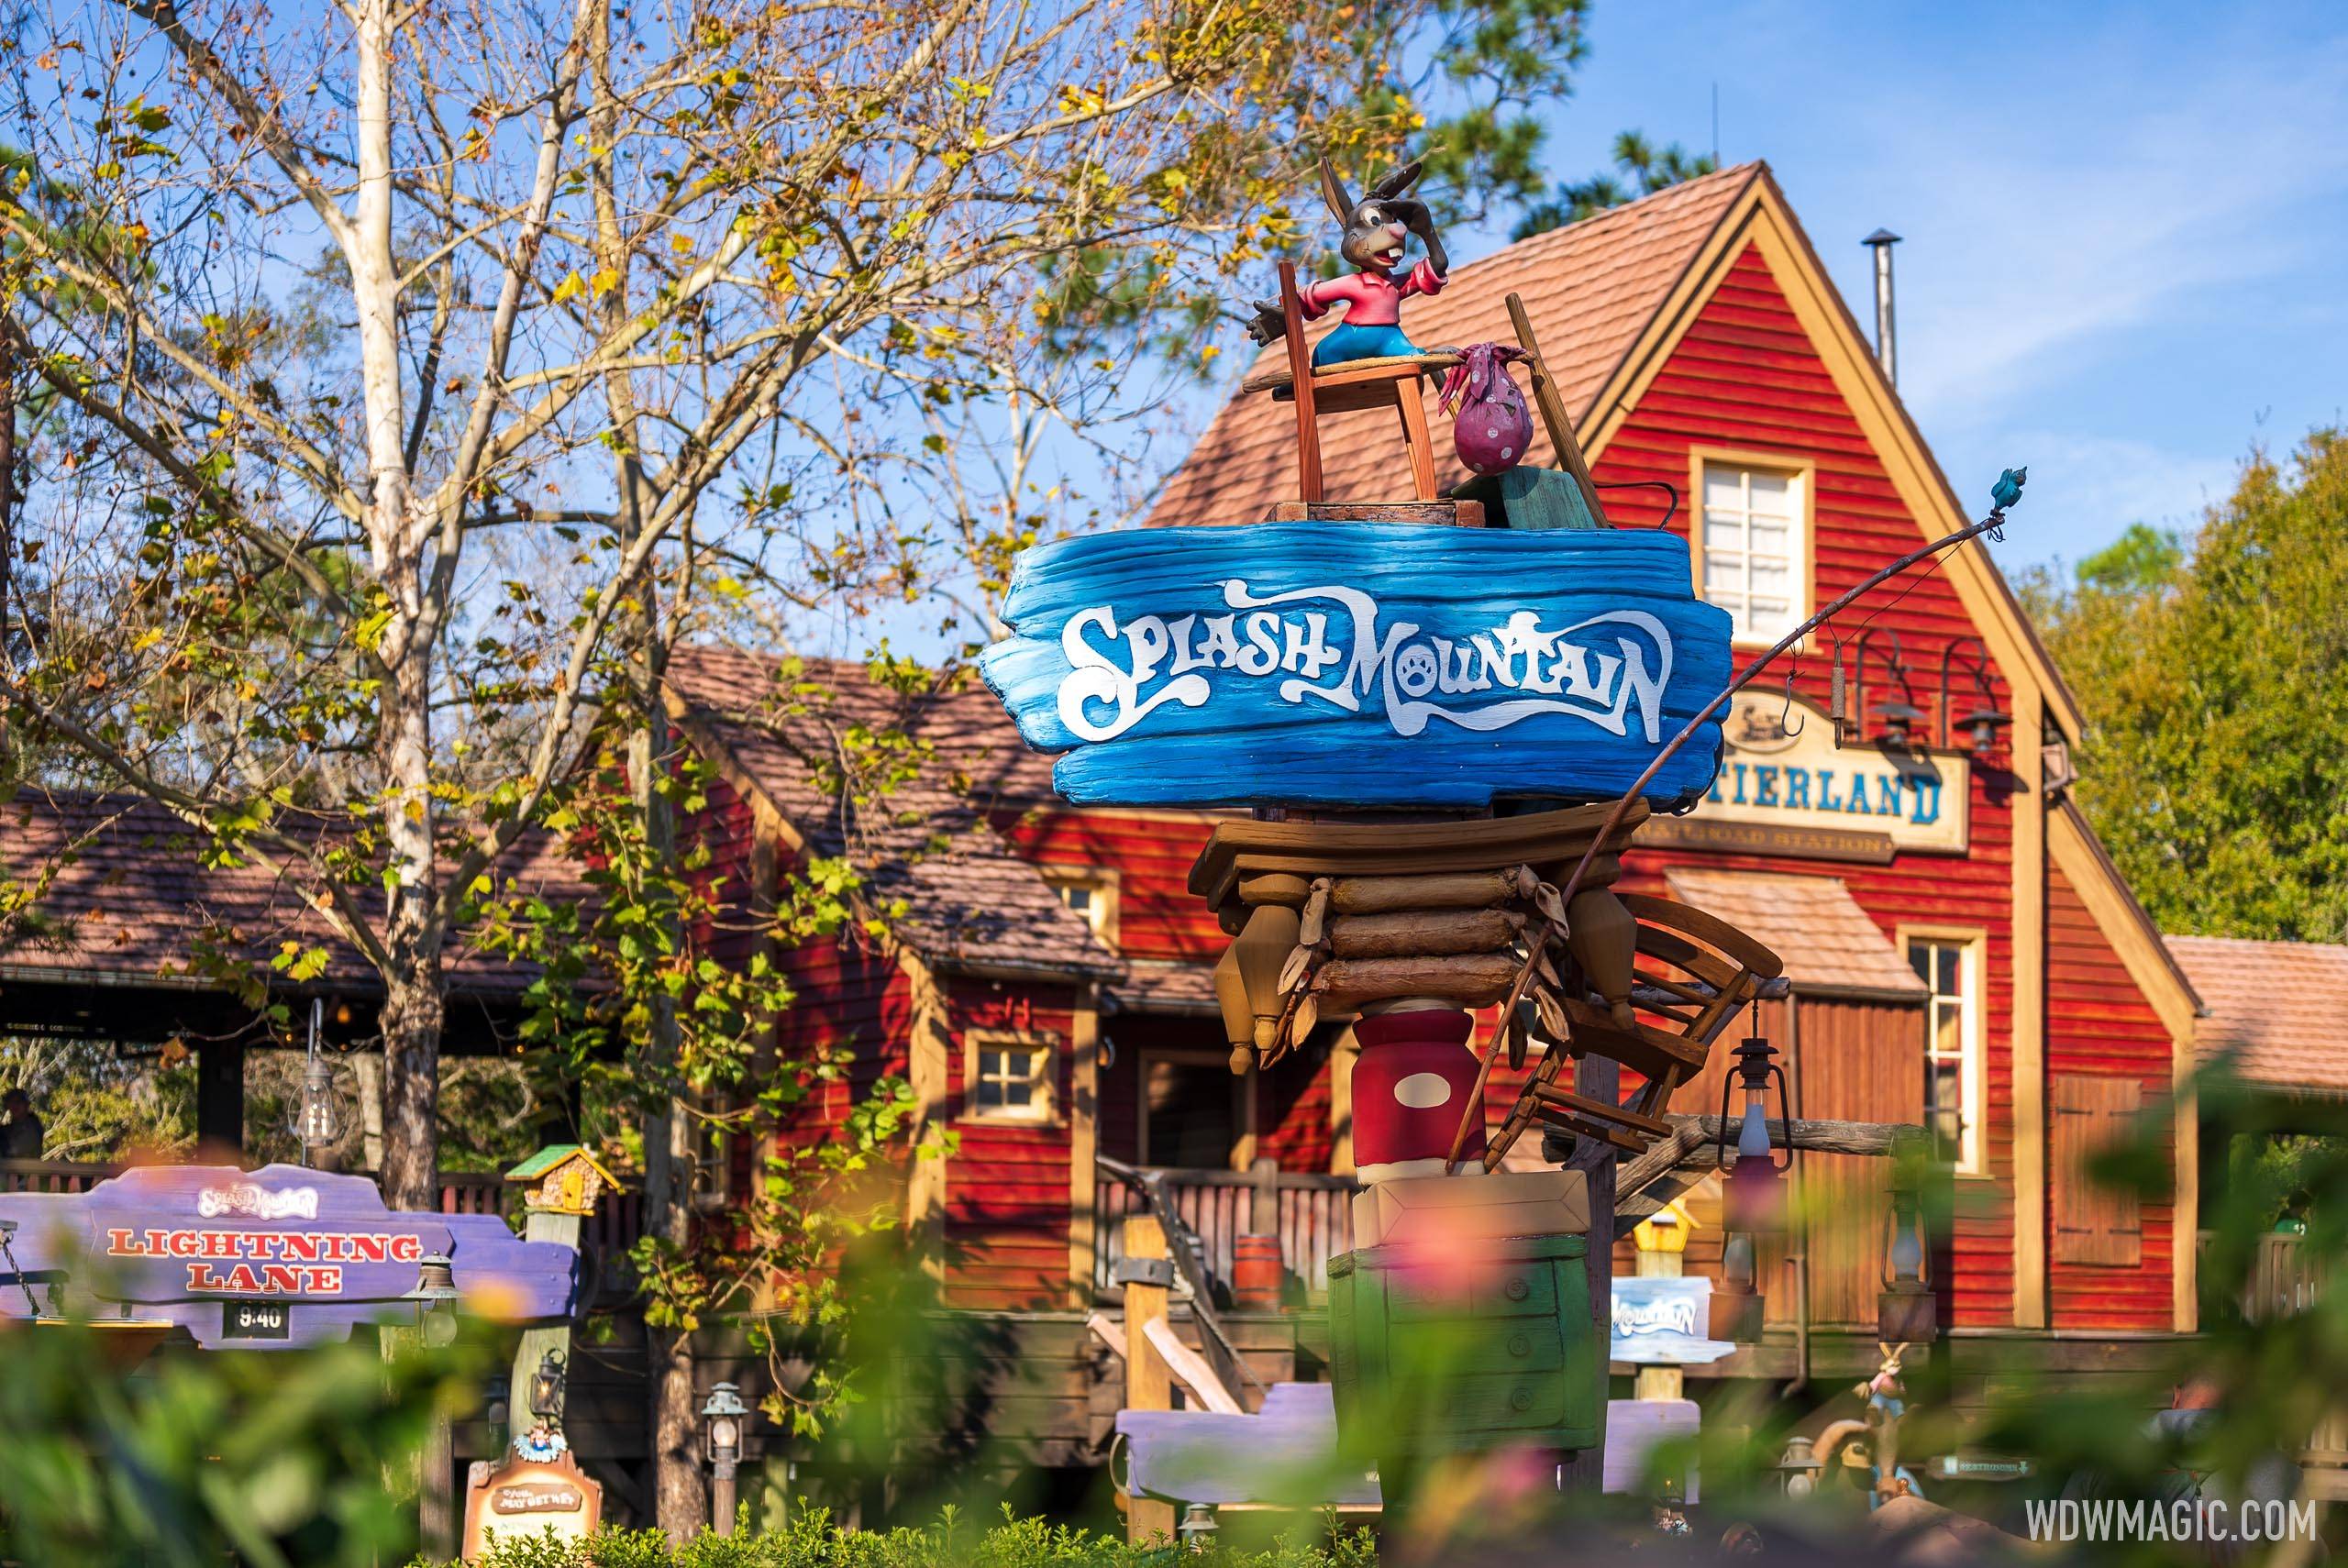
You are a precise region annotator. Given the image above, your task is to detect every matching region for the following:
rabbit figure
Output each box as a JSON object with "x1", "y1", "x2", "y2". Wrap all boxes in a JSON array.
[{"x1": 1246, "y1": 156, "x2": 1449, "y2": 367}]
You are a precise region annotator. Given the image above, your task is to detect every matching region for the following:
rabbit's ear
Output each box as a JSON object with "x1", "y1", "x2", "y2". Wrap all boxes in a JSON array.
[
  {"x1": 1317, "y1": 156, "x2": 1355, "y2": 225},
  {"x1": 1369, "y1": 160, "x2": 1423, "y2": 200}
]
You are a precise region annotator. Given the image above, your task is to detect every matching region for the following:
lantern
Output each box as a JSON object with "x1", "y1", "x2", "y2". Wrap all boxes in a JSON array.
[
  {"x1": 530, "y1": 1348, "x2": 569, "y2": 1423},
  {"x1": 1958, "y1": 703, "x2": 2010, "y2": 757},
  {"x1": 1877, "y1": 1163, "x2": 1936, "y2": 1345},
  {"x1": 1872, "y1": 698, "x2": 1925, "y2": 749},
  {"x1": 1715, "y1": 1035, "x2": 1791, "y2": 1235},
  {"x1": 1777, "y1": 1434, "x2": 1823, "y2": 1496},
  {"x1": 404, "y1": 1253, "x2": 461, "y2": 1348}
]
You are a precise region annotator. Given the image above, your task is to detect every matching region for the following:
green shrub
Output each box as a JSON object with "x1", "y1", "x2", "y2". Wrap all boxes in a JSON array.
[{"x1": 436, "y1": 1506, "x2": 1379, "y2": 1568}]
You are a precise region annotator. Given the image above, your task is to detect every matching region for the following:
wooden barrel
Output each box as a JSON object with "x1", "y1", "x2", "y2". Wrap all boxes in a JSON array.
[{"x1": 1231, "y1": 1233, "x2": 1285, "y2": 1311}]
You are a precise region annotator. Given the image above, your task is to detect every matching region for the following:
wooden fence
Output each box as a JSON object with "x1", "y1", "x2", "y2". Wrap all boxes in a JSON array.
[{"x1": 1093, "y1": 1164, "x2": 1354, "y2": 1301}]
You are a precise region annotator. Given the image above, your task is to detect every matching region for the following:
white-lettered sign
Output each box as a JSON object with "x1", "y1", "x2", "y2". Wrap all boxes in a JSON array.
[{"x1": 1692, "y1": 691, "x2": 1969, "y2": 855}]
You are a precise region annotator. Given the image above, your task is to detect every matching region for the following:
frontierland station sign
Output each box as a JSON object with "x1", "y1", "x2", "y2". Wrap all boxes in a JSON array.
[
  {"x1": 0, "y1": 1165, "x2": 579, "y2": 1348},
  {"x1": 1640, "y1": 690, "x2": 1971, "y2": 861}
]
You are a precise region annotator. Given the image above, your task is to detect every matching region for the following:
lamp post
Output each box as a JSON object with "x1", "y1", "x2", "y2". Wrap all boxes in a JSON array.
[
  {"x1": 401, "y1": 1253, "x2": 462, "y2": 1558},
  {"x1": 702, "y1": 1381, "x2": 750, "y2": 1536},
  {"x1": 1710, "y1": 1033, "x2": 1789, "y2": 1344}
]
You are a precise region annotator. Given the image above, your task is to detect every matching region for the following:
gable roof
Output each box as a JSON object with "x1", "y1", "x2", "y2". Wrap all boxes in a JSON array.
[
  {"x1": 0, "y1": 790, "x2": 581, "y2": 1010},
  {"x1": 663, "y1": 645, "x2": 1116, "y2": 982},
  {"x1": 2167, "y1": 935, "x2": 2348, "y2": 1098},
  {"x1": 1146, "y1": 163, "x2": 1763, "y2": 526},
  {"x1": 1665, "y1": 867, "x2": 1928, "y2": 1002}
]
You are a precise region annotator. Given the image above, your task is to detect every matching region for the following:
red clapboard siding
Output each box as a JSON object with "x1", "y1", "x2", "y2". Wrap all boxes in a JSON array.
[
  {"x1": 938, "y1": 983, "x2": 1082, "y2": 1308},
  {"x1": 993, "y1": 808, "x2": 1224, "y2": 963},
  {"x1": 1594, "y1": 242, "x2": 2022, "y2": 1328},
  {"x1": 2046, "y1": 864, "x2": 2175, "y2": 1330}
]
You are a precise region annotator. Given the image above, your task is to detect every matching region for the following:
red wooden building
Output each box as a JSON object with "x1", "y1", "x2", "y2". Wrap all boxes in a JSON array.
[{"x1": 660, "y1": 163, "x2": 2209, "y2": 1458}]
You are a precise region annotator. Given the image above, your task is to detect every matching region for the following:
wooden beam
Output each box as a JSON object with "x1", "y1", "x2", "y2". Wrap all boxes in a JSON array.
[
  {"x1": 1120, "y1": 1216, "x2": 1177, "y2": 1546},
  {"x1": 1067, "y1": 986, "x2": 1101, "y2": 1308},
  {"x1": 1612, "y1": 1116, "x2": 1927, "y2": 1238}
]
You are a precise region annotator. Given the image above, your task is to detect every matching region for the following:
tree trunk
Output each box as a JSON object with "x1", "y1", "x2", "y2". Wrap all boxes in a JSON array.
[
  {"x1": 349, "y1": 0, "x2": 445, "y2": 1217},
  {"x1": 378, "y1": 962, "x2": 446, "y2": 1211}
]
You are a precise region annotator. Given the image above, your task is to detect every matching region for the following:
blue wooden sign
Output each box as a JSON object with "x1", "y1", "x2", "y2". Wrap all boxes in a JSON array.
[
  {"x1": 980, "y1": 524, "x2": 1733, "y2": 808},
  {"x1": 1611, "y1": 1276, "x2": 1735, "y2": 1365},
  {"x1": 0, "y1": 1165, "x2": 579, "y2": 1348}
]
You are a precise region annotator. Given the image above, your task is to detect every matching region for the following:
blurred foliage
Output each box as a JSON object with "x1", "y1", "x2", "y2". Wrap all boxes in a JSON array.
[
  {"x1": 0, "y1": 1317, "x2": 491, "y2": 1567},
  {"x1": 417, "y1": 1507, "x2": 1379, "y2": 1568},
  {"x1": 0, "y1": 1036, "x2": 191, "y2": 1162},
  {"x1": 2019, "y1": 428, "x2": 2348, "y2": 944}
]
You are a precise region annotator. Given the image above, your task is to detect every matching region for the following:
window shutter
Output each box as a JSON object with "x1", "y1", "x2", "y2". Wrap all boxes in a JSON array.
[{"x1": 2051, "y1": 1076, "x2": 2143, "y2": 1266}]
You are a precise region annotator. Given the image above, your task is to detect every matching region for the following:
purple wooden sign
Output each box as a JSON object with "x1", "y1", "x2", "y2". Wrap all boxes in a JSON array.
[{"x1": 0, "y1": 1165, "x2": 579, "y2": 1349}]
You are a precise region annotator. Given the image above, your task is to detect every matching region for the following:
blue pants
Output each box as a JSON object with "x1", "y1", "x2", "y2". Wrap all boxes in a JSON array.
[{"x1": 1312, "y1": 321, "x2": 1419, "y2": 367}]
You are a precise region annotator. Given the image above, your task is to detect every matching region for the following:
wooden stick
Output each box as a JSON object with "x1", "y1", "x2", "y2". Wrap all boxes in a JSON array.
[
  {"x1": 1330, "y1": 870, "x2": 1516, "y2": 914},
  {"x1": 1279, "y1": 261, "x2": 1322, "y2": 504},
  {"x1": 1329, "y1": 907, "x2": 1520, "y2": 959},
  {"x1": 1505, "y1": 292, "x2": 1605, "y2": 524}
]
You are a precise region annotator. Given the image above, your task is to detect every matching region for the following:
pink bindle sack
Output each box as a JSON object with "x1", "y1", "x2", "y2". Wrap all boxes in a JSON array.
[{"x1": 1440, "y1": 342, "x2": 1534, "y2": 475}]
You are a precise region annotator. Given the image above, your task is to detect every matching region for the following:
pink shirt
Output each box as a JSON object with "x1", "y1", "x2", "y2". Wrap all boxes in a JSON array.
[{"x1": 1299, "y1": 260, "x2": 1445, "y2": 327}]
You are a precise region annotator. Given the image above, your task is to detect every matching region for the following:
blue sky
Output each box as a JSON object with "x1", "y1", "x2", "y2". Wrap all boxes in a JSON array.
[{"x1": 1449, "y1": 0, "x2": 2348, "y2": 577}]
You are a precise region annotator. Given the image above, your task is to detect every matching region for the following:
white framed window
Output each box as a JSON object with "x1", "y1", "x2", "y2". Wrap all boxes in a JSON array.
[
  {"x1": 1045, "y1": 867, "x2": 1119, "y2": 947},
  {"x1": 964, "y1": 1031, "x2": 1058, "y2": 1123},
  {"x1": 1905, "y1": 933, "x2": 1984, "y2": 1175},
  {"x1": 1694, "y1": 456, "x2": 1811, "y2": 646}
]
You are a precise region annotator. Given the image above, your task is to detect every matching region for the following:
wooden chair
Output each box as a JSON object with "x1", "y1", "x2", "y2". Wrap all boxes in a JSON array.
[
  {"x1": 1239, "y1": 259, "x2": 1458, "y2": 506},
  {"x1": 1486, "y1": 893, "x2": 1789, "y2": 1167}
]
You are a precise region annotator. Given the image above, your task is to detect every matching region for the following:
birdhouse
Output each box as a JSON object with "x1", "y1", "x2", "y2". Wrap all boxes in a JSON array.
[{"x1": 504, "y1": 1146, "x2": 621, "y2": 1218}]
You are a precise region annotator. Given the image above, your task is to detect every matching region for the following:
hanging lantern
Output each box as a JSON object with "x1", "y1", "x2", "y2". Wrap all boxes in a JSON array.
[
  {"x1": 1877, "y1": 1159, "x2": 1936, "y2": 1344},
  {"x1": 1958, "y1": 703, "x2": 2010, "y2": 757},
  {"x1": 288, "y1": 998, "x2": 348, "y2": 1164},
  {"x1": 1715, "y1": 1035, "x2": 1791, "y2": 1235},
  {"x1": 1872, "y1": 698, "x2": 1926, "y2": 749}
]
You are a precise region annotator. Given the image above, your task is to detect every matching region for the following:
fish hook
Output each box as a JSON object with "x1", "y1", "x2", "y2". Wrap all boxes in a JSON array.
[{"x1": 1777, "y1": 669, "x2": 1806, "y2": 736}]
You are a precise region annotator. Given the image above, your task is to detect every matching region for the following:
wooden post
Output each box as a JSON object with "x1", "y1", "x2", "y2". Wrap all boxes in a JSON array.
[
  {"x1": 1277, "y1": 262, "x2": 1323, "y2": 503},
  {"x1": 1557, "y1": 1055, "x2": 1618, "y2": 1492},
  {"x1": 1121, "y1": 1214, "x2": 1178, "y2": 1545},
  {"x1": 1631, "y1": 1209, "x2": 1684, "y2": 1402},
  {"x1": 1504, "y1": 293, "x2": 1606, "y2": 525}
]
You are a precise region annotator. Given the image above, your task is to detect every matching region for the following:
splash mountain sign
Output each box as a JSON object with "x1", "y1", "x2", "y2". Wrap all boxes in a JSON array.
[
  {"x1": 0, "y1": 1165, "x2": 580, "y2": 1348},
  {"x1": 981, "y1": 524, "x2": 1733, "y2": 808}
]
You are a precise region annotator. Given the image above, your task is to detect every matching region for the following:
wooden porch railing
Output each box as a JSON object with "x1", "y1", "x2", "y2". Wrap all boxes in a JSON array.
[{"x1": 1093, "y1": 1163, "x2": 1355, "y2": 1301}]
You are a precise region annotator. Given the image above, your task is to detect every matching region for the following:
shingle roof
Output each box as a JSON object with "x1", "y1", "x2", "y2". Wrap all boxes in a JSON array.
[
  {"x1": 1665, "y1": 868, "x2": 1927, "y2": 1000},
  {"x1": 0, "y1": 790, "x2": 582, "y2": 1001},
  {"x1": 1145, "y1": 164, "x2": 1760, "y2": 529},
  {"x1": 664, "y1": 645, "x2": 1117, "y2": 981},
  {"x1": 1103, "y1": 958, "x2": 1221, "y2": 1017},
  {"x1": 2167, "y1": 935, "x2": 2348, "y2": 1097}
]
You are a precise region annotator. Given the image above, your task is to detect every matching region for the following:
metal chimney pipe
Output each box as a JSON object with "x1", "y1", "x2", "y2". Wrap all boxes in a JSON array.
[{"x1": 1862, "y1": 228, "x2": 1901, "y2": 384}]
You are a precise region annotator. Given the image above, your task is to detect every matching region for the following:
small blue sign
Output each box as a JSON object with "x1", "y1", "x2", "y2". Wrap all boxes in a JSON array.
[
  {"x1": 980, "y1": 524, "x2": 1733, "y2": 809},
  {"x1": 1611, "y1": 1275, "x2": 1735, "y2": 1365}
]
